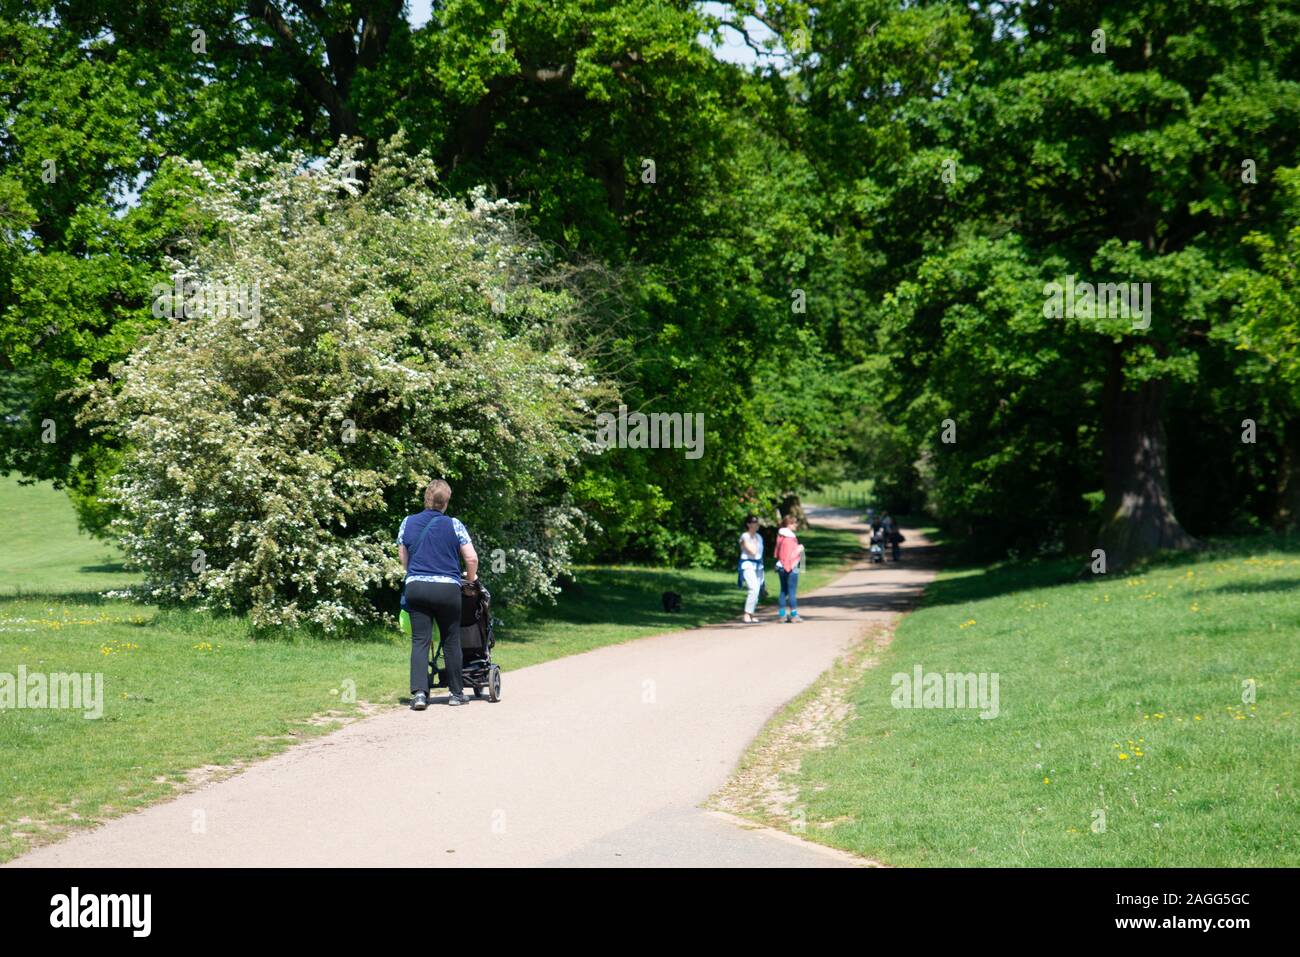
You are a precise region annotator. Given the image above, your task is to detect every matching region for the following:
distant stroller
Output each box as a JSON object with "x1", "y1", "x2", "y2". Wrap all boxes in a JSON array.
[
  {"x1": 430, "y1": 580, "x2": 501, "y2": 702},
  {"x1": 869, "y1": 529, "x2": 886, "y2": 563}
]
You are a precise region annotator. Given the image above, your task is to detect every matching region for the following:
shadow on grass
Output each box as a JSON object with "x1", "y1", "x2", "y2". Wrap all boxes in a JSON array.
[
  {"x1": 1208, "y1": 576, "x2": 1300, "y2": 595},
  {"x1": 77, "y1": 562, "x2": 129, "y2": 574},
  {"x1": 497, "y1": 525, "x2": 870, "y2": 644},
  {"x1": 915, "y1": 554, "x2": 1081, "y2": 610},
  {"x1": 0, "y1": 590, "x2": 128, "y2": 607},
  {"x1": 0, "y1": 591, "x2": 400, "y2": 646},
  {"x1": 1140, "y1": 531, "x2": 1300, "y2": 566},
  {"x1": 499, "y1": 566, "x2": 738, "y2": 640},
  {"x1": 906, "y1": 529, "x2": 1300, "y2": 612}
]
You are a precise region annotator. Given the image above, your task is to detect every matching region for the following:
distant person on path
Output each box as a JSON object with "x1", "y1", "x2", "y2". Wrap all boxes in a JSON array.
[
  {"x1": 881, "y1": 512, "x2": 903, "y2": 561},
  {"x1": 738, "y1": 515, "x2": 765, "y2": 623},
  {"x1": 398, "y1": 479, "x2": 479, "y2": 711},
  {"x1": 773, "y1": 512, "x2": 805, "y2": 622}
]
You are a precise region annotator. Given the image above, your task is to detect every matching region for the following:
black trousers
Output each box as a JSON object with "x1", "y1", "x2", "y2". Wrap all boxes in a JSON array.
[{"x1": 406, "y1": 580, "x2": 463, "y2": 696}]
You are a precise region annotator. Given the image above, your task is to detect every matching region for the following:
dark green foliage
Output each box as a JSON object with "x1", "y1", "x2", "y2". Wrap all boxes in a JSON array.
[{"x1": 2, "y1": 0, "x2": 1296, "y2": 573}]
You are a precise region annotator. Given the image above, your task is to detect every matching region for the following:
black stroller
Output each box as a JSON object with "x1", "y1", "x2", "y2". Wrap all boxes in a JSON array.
[
  {"x1": 869, "y1": 529, "x2": 886, "y2": 563},
  {"x1": 430, "y1": 580, "x2": 501, "y2": 702}
]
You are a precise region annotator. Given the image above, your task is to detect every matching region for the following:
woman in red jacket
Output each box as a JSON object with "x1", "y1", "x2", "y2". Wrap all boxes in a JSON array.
[{"x1": 773, "y1": 512, "x2": 805, "y2": 622}]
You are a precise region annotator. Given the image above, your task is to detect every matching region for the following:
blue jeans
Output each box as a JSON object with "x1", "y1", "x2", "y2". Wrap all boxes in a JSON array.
[{"x1": 778, "y1": 568, "x2": 799, "y2": 616}]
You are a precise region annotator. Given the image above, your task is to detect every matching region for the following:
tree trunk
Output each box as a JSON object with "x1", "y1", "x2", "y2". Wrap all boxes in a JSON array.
[
  {"x1": 1097, "y1": 350, "x2": 1197, "y2": 567},
  {"x1": 778, "y1": 493, "x2": 809, "y2": 530}
]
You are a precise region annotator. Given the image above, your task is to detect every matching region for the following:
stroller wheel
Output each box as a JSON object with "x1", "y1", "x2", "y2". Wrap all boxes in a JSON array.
[
  {"x1": 472, "y1": 684, "x2": 483, "y2": 698},
  {"x1": 487, "y1": 664, "x2": 502, "y2": 703}
]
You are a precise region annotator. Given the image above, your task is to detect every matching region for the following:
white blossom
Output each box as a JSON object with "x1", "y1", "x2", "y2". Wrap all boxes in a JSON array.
[{"x1": 79, "y1": 140, "x2": 602, "y2": 630}]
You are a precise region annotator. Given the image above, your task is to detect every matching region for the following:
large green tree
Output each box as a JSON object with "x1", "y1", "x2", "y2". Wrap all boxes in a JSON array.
[
  {"x1": 3, "y1": 0, "x2": 852, "y2": 563},
  {"x1": 7, "y1": 0, "x2": 1294, "y2": 574},
  {"x1": 81, "y1": 142, "x2": 602, "y2": 626},
  {"x1": 761, "y1": 0, "x2": 1299, "y2": 562},
  {"x1": 1233, "y1": 165, "x2": 1300, "y2": 529},
  {"x1": 0, "y1": 1, "x2": 306, "y2": 523}
]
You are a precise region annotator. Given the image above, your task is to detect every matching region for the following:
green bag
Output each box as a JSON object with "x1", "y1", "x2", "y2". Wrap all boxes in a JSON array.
[{"x1": 399, "y1": 609, "x2": 412, "y2": 637}]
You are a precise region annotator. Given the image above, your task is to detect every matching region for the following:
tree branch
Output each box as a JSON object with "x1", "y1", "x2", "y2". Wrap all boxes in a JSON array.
[{"x1": 245, "y1": 0, "x2": 358, "y2": 140}]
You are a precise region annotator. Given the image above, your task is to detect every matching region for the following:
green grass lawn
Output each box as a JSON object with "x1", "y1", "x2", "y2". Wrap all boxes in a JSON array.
[
  {"x1": 769, "y1": 538, "x2": 1300, "y2": 866},
  {"x1": 805, "y1": 478, "x2": 875, "y2": 510},
  {"x1": 0, "y1": 475, "x2": 860, "y2": 861}
]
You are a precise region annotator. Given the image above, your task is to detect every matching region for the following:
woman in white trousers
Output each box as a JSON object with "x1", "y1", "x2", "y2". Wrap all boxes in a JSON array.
[{"x1": 738, "y1": 515, "x2": 765, "y2": 623}]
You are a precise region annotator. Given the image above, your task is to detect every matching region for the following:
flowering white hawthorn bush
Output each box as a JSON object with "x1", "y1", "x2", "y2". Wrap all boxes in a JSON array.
[{"x1": 81, "y1": 140, "x2": 602, "y2": 630}]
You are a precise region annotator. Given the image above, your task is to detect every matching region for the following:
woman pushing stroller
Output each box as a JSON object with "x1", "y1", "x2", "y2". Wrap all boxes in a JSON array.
[
  {"x1": 397, "y1": 479, "x2": 479, "y2": 710},
  {"x1": 868, "y1": 512, "x2": 904, "y2": 562}
]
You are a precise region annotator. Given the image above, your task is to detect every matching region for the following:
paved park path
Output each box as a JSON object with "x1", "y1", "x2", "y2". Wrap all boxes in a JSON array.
[{"x1": 12, "y1": 508, "x2": 938, "y2": 868}]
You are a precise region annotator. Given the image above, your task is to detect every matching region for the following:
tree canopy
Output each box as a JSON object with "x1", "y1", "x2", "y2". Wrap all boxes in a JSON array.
[
  {"x1": 80, "y1": 141, "x2": 600, "y2": 626},
  {"x1": 2, "y1": 0, "x2": 1297, "y2": 607}
]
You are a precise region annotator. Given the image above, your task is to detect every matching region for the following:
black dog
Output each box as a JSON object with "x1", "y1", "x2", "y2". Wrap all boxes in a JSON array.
[{"x1": 661, "y1": 591, "x2": 683, "y2": 613}]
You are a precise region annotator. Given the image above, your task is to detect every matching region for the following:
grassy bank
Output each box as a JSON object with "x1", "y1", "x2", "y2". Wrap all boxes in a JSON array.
[
  {"x1": 0, "y1": 476, "x2": 860, "y2": 861},
  {"x1": 738, "y1": 537, "x2": 1300, "y2": 866}
]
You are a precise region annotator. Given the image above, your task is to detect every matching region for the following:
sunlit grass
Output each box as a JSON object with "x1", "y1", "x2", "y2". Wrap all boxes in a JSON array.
[
  {"x1": 806, "y1": 478, "x2": 875, "y2": 510},
  {"x1": 771, "y1": 539, "x2": 1300, "y2": 866},
  {"x1": 0, "y1": 476, "x2": 862, "y2": 860}
]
